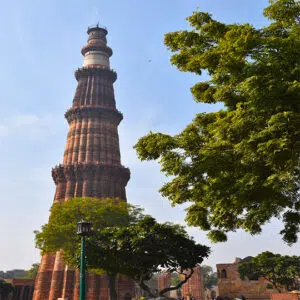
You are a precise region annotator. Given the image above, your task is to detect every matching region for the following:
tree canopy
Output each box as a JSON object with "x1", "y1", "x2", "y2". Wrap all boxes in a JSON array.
[
  {"x1": 0, "y1": 269, "x2": 27, "y2": 279},
  {"x1": 35, "y1": 198, "x2": 135, "y2": 263},
  {"x1": 35, "y1": 198, "x2": 141, "y2": 300},
  {"x1": 26, "y1": 263, "x2": 40, "y2": 279},
  {"x1": 87, "y1": 216, "x2": 209, "y2": 298},
  {"x1": 238, "y1": 251, "x2": 300, "y2": 292},
  {"x1": 0, "y1": 264, "x2": 40, "y2": 281},
  {"x1": 134, "y1": 0, "x2": 300, "y2": 243},
  {"x1": 35, "y1": 198, "x2": 210, "y2": 299}
]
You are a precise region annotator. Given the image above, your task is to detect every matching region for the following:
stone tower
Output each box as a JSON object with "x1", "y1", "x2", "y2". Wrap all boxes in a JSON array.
[{"x1": 33, "y1": 25, "x2": 133, "y2": 300}]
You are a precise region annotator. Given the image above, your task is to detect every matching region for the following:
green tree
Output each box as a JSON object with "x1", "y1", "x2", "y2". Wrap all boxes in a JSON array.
[
  {"x1": 171, "y1": 273, "x2": 182, "y2": 289},
  {"x1": 0, "y1": 280, "x2": 14, "y2": 299},
  {"x1": 0, "y1": 265, "x2": 39, "y2": 280},
  {"x1": 0, "y1": 270, "x2": 27, "y2": 279},
  {"x1": 170, "y1": 273, "x2": 183, "y2": 297},
  {"x1": 87, "y1": 217, "x2": 209, "y2": 298},
  {"x1": 35, "y1": 198, "x2": 139, "y2": 300},
  {"x1": 26, "y1": 263, "x2": 40, "y2": 279},
  {"x1": 238, "y1": 251, "x2": 300, "y2": 292},
  {"x1": 134, "y1": 0, "x2": 300, "y2": 243},
  {"x1": 35, "y1": 198, "x2": 210, "y2": 300},
  {"x1": 202, "y1": 265, "x2": 217, "y2": 289}
]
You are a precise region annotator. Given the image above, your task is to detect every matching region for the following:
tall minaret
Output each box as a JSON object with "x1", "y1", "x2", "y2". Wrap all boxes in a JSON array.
[{"x1": 33, "y1": 25, "x2": 133, "y2": 300}]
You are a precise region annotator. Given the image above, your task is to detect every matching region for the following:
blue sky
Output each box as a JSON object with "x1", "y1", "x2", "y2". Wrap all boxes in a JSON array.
[{"x1": 0, "y1": 0, "x2": 299, "y2": 271}]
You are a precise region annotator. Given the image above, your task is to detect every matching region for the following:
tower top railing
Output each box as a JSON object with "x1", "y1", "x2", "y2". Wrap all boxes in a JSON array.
[{"x1": 88, "y1": 23, "x2": 107, "y2": 31}]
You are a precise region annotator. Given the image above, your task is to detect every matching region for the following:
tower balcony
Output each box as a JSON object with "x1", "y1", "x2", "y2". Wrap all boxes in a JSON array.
[
  {"x1": 87, "y1": 24, "x2": 108, "y2": 35},
  {"x1": 52, "y1": 162, "x2": 131, "y2": 186},
  {"x1": 81, "y1": 43, "x2": 113, "y2": 57},
  {"x1": 75, "y1": 66, "x2": 117, "y2": 82},
  {"x1": 64, "y1": 105, "x2": 123, "y2": 125}
]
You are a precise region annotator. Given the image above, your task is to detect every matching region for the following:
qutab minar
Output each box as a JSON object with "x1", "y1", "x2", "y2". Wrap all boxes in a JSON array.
[{"x1": 33, "y1": 25, "x2": 135, "y2": 300}]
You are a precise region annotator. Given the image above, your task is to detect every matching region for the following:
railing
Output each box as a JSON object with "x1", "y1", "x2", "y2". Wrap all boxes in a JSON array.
[{"x1": 88, "y1": 23, "x2": 107, "y2": 31}]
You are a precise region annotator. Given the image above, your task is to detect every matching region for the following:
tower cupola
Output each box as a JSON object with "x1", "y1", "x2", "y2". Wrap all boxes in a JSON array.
[{"x1": 81, "y1": 24, "x2": 112, "y2": 68}]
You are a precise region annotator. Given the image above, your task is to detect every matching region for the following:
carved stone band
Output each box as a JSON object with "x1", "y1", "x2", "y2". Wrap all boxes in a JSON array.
[
  {"x1": 52, "y1": 163, "x2": 130, "y2": 185},
  {"x1": 65, "y1": 106, "x2": 123, "y2": 125}
]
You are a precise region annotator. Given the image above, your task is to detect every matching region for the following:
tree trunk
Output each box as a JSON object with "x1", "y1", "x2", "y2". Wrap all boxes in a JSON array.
[{"x1": 109, "y1": 274, "x2": 118, "y2": 300}]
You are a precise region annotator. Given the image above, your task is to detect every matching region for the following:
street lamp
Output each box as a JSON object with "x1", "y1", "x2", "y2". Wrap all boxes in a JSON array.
[{"x1": 77, "y1": 220, "x2": 92, "y2": 300}]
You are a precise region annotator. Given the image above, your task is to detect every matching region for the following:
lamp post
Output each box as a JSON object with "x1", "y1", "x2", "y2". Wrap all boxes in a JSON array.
[{"x1": 77, "y1": 220, "x2": 92, "y2": 300}]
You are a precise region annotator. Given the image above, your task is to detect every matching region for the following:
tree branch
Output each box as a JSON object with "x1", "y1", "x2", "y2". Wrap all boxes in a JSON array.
[
  {"x1": 159, "y1": 268, "x2": 194, "y2": 298},
  {"x1": 263, "y1": 276, "x2": 282, "y2": 293},
  {"x1": 138, "y1": 277, "x2": 157, "y2": 299}
]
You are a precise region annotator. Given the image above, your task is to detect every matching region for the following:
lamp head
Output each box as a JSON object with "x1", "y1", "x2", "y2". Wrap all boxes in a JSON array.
[{"x1": 77, "y1": 220, "x2": 92, "y2": 236}]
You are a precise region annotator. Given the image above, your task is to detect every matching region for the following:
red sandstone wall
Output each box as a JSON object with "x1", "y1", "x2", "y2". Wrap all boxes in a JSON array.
[
  {"x1": 182, "y1": 266, "x2": 205, "y2": 300},
  {"x1": 271, "y1": 293, "x2": 299, "y2": 300},
  {"x1": 158, "y1": 272, "x2": 171, "y2": 297},
  {"x1": 217, "y1": 262, "x2": 278, "y2": 299}
]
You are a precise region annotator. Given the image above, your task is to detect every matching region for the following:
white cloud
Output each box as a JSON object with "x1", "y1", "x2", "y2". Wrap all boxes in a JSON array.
[
  {"x1": 11, "y1": 114, "x2": 39, "y2": 127},
  {"x1": 0, "y1": 125, "x2": 9, "y2": 137},
  {"x1": 0, "y1": 113, "x2": 58, "y2": 140}
]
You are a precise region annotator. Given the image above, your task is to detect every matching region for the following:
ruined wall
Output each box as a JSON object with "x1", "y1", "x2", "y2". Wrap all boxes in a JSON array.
[
  {"x1": 217, "y1": 259, "x2": 278, "y2": 300},
  {"x1": 182, "y1": 266, "x2": 205, "y2": 300},
  {"x1": 271, "y1": 293, "x2": 299, "y2": 300},
  {"x1": 158, "y1": 272, "x2": 171, "y2": 298}
]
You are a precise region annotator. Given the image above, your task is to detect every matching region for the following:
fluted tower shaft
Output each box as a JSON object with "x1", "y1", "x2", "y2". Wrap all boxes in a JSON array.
[{"x1": 33, "y1": 25, "x2": 133, "y2": 300}]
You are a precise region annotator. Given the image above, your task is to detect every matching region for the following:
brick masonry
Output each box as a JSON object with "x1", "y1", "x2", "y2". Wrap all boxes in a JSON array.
[
  {"x1": 271, "y1": 293, "x2": 299, "y2": 300},
  {"x1": 157, "y1": 267, "x2": 205, "y2": 300},
  {"x1": 217, "y1": 258, "x2": 278, "y2": 300},
  {"x1": 158, "y1": 271, "x2": 171, "y2": 298},
  {"x1": 33, "y1": 26, "x2": 134, "y2": 300},
  {"x1": 182, "y1": 266, "x2": 205, "y2": 300}
]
